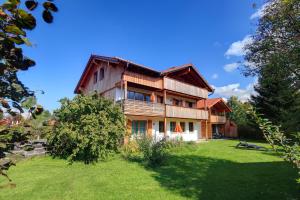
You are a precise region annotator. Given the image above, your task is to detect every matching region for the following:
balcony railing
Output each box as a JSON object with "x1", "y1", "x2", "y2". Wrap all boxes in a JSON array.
[
  {"x1": 210, "y1": 115, "x2": 226, "y2": 123},
  {"x1": 164, "y1": 77, "x2": 208, "y2": 99},
  {"x1": 123, "y1": 71, "x2": 163, "y2": 89},
  {"x1": 123, "y1": 99, "x2": 165, "y2": 117},
  {"x1": 166, "y1": 105, "x2": 208, "y2": 120}
]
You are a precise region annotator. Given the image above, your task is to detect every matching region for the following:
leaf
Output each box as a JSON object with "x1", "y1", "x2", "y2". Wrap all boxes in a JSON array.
[
  {"x1": 22, "y1": 37, "x2": 32, "y2": 46},
  {"x1": 17, "y1": 10, "x2": 36, "y2": 30},
  {"x1": 25, "y1": 0, "x2": 38, "y2": 11},
  {"x1": 42, "y1": 10, "x2": 53, "y2": 23},
  {"x1": 43, "y1": 2, "x2": 58, "y2": 12},
  {"x1": 4, "y1": 25, "x2": 26, "y2": 36},
  {"x1": 8, "y1": 36, "x2": 25, "y2": 45},
  {"x1": 2, "y1": 0, "x2": 20, "y2": 11}
]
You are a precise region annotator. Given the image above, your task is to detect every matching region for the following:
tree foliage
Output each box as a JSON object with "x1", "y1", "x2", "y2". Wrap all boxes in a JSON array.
[
  {"x1": 0, "y1": 0, "x2": 57, "y2": 116},
  {"x1": 243, "y1": 0, "x2": 300, "y2": 138},
  {"x1": 251, "y1": 63, "x2": 300, "y2": 134},
  {"x1": 0, "y1": 0, "x2": 58, "y2": 182},
  {"x1": 227, "y1": 96, "x2": 261, "y2": 139},
  {"x1": 248, "y1": 107, "x2": 300, "y2": 183},
  {"x1": 48, "y1": 94, "x2": 125, "y2": 164}
]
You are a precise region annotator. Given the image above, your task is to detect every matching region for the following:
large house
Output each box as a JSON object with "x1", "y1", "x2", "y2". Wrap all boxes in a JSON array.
[{"x1": 74, "y1": 55, "x2": 235, "y2": 141}]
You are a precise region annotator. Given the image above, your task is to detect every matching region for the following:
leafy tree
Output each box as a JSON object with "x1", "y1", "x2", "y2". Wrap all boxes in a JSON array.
[
  {"x1": 248, "y1": 107, "x2": 300, "y2": 183},
  {"x1": 227, "y1": 96, "x2": 261, "y2": 139},
  {"x1": 243, "y1": 0, "x2": 300, "y2": 137},
  {"x1": 251, "y1": 63, "x2": 300, "y2": 134},
  {"x1": 48, "y1": 94, "x2": 125, "y2": 164},
  {"x1": 0, "y1": 0, "x2": 58, "y2": 182}
]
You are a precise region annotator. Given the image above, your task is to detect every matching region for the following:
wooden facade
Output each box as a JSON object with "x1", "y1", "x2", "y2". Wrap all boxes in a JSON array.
[
  {"x1": 74, "y1": 55, "x2": 228, "y2": 141},
  {"x1": 166, "y1": 105, "x2": 208, "y2": 120},
  {"x1": 123, "y1": 99, "x2": 165, "y2": 117},
  {"x1": 164, "y1": 77, "x2": 208, "y2": 99}
]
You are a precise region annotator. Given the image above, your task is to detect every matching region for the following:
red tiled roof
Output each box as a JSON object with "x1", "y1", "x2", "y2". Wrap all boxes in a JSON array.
[{"x1": 198, "y1": 98, "x2": 231, "y2": 112}]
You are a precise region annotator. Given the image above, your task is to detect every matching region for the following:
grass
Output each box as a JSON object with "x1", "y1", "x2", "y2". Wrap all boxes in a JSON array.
[{"x1": 0, "y1": 140, "x2": 299, "y2": 200}]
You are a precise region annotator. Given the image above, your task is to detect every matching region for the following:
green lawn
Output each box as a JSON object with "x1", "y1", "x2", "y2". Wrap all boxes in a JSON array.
[{"x1": 0, "y1": 140, "x2": 299, "y2": 200}]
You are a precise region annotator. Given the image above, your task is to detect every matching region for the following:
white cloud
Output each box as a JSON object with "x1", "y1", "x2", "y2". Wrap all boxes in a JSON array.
[
  {"x1": 250, "y1": 2, "x2": 270, "y2": 20},
  {"x1": 225, "y1": 35, "x2": 253, "y2": 57},
  {"x1": 224, "y1": 62, "x2": 240, "y2": 72},
  {"x1": 212, "y1": 73, "x2": 219, "y2": 79},
  {"x1": 212, "y1": 79, "x2": 257, "y2": 102}
]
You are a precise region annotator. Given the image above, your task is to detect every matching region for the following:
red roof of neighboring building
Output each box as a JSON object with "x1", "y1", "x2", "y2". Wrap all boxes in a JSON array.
[{"x1": 198, "y1": 98, "x2": 231, "y2": 112}]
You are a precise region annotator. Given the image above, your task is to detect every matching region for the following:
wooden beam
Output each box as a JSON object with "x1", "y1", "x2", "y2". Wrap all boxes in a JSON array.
[{"x1": 124, "y1": 80, "x2": 128, "y2": 100}]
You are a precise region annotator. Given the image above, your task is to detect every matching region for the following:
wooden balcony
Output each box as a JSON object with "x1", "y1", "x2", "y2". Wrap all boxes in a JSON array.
[
  {"x1": 210, "y1": 115, "x2": 226, "y2": 123},
  {"x1": 123, "y1": 71, "x2": 163, "y2": 89},
  {"x1": 164, "y1": 77, "x2": 208, "y2": 98},
  {"x1": 123, "y1": 99, "x2": 165, "y2": 117},
  {"x1": 166, "y1": 105, "x2": 208, "y2": 120}
]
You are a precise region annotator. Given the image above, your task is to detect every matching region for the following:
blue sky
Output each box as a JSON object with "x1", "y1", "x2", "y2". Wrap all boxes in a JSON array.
[{"x1": 19, "y1": 0, "x2": 264, "y2": 111}]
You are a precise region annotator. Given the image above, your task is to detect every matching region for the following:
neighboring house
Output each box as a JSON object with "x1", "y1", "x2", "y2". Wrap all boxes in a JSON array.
[
  {"x1": 75, "y1": 55, "x2": 221, "y2": 141},
  {"x1": 198, "y1": 98, "x2": 237, "y2": 138}
]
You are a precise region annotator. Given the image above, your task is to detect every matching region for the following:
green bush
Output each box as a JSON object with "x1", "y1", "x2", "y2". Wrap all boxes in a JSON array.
[
  {"x1": 121, "y1": 140, "x2": 140, "y2": 158},
  {"x1": 48, "y1": 94, "x2": 125, "y2": 163},
  {"x1": 137, "y1": 136, "x2": 170, "y2": 167}
]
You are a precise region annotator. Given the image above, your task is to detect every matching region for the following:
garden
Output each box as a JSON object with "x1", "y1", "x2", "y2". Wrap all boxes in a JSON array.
[{"x1": 0, "y1": 140, "x2": 299, "y2": 200}]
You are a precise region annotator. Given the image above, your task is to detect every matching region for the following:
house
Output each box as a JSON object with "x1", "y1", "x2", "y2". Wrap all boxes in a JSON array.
[
  {"x1": 198, "y1": 98, "x2": 237, "y2": 138},
  {"x1": 75, "y1": 55, "x2": 230, "y2": 141}
]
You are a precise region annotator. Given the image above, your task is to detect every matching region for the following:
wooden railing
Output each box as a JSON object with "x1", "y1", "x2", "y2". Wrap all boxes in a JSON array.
[
  {"x1": 164, "y1": 77, "x2": 208, "y2": 98},
  {"x1": 166, "y1": 105, "x2": 208, "y2": 120},
  {"x1": 123, "y1": 99, "x2": 165, "y2": 117},
  {"x1": 123, "y1": 71, "x2": 163, "y2": 89},
  {"x1": 210, "y1": 115, "x2": 226, "y2": 123}
]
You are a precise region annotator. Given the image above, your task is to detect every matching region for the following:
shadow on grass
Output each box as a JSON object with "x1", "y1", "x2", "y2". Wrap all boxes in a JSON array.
[{"x1": 129, "y1": 154, "x2": 299, "y2": 200}]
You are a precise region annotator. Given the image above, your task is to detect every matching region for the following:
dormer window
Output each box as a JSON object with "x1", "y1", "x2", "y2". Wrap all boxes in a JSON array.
[
  {"x1": 93, "y1": 71, "x2": 98, "y2": 84},
  {"x1": 99, "y1": 68, "x2": 104, "y2": 81}
]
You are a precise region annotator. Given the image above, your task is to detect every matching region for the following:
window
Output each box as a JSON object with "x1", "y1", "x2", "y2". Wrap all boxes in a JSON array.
[
  {"x1": 189, "y1": 122, "x2": 194, "y2": 132},
  {"x1": 157, "y1": 96, "x2": 163, "y2": 104},
  {"x1": 99, "y1": 68, "x2": 104, "y2": 80},
  {"x1": 180, "y1": 122, "x2": 185, "y2": 132},
  {"x1": 132, "y1": 120, "x2": 147, "y2": 135},
  {"x1": 127, "y1": 91, "x2": 135, "y2": 100},
  {"x1": 145, "y1": 95, "x2": 150, "y2": 102},
  {"x1": 173, "y1": 99, "x2": 182, "y2": 106},
  {"x1": 127, "y1": 91, "x2": 150, "y2": 102},
  {"x1": 187, "y1": 101, "x2": 193, "y2": 108},
  {"x1": 93, "y1": 71, "x2": 98, "y2": 84},
  {"x1": 170, "y1": 121, "x2": 176, "y2": 132},
  {"x1": 159, "y1": 121, "x2": 165, "y2": 133}
]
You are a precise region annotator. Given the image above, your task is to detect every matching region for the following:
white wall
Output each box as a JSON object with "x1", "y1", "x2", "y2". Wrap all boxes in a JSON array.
[{"x1": 152, "y1": 118, "x2": 201, "y2": 142}]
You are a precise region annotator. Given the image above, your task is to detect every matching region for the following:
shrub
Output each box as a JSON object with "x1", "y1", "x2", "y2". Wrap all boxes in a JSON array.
[
  {"x1": 48, "y1": 94, "x2": 125, "y2": 163},
  {"x1": 121, "y1": 140, "x2": 140, "y2": 158},
  {"x1": 137, "y1": 136, "x2": 170, "y2": 167}
]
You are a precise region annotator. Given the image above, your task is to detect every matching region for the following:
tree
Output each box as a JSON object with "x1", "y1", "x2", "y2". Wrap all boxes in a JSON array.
[
  {"x1": 251, "y1": 63, "x2": 300, "y2": 134},
  {"x1": 243, "y1": 0, "x2": 300, "y2": 137},
  {"x1": 48, "y1": 94, "x2": 125, "y2": 164},
  {"x1": 0, "y1": 0, "x2": 58, "y2": 116},
  {"x1": 0, "y1": 0, "x2": 58, "y2": 182},
  {"x1": 227, "y1": 96, "x2": 261, "y2": 139},
  {"x1": 248, "y1": 107, "x2": 300, "y2": 183}
]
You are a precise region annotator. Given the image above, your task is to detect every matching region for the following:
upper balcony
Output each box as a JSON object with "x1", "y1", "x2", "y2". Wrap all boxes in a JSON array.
[
  {"x1": 210, "y1": 115, "x2": 226, "y2": 123},
  {"x1": 163, "y1": 77, "x2": 208, "y2": 99},
  {"x1": 123, "y1": 99, "x2": 165, "y2": 117},
  {"x1": 123, "y1": 71, "x2": 163, "y2": 89},
  {"x1": 166, "y1": 105, "x2": 208, "y2": 120}
]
